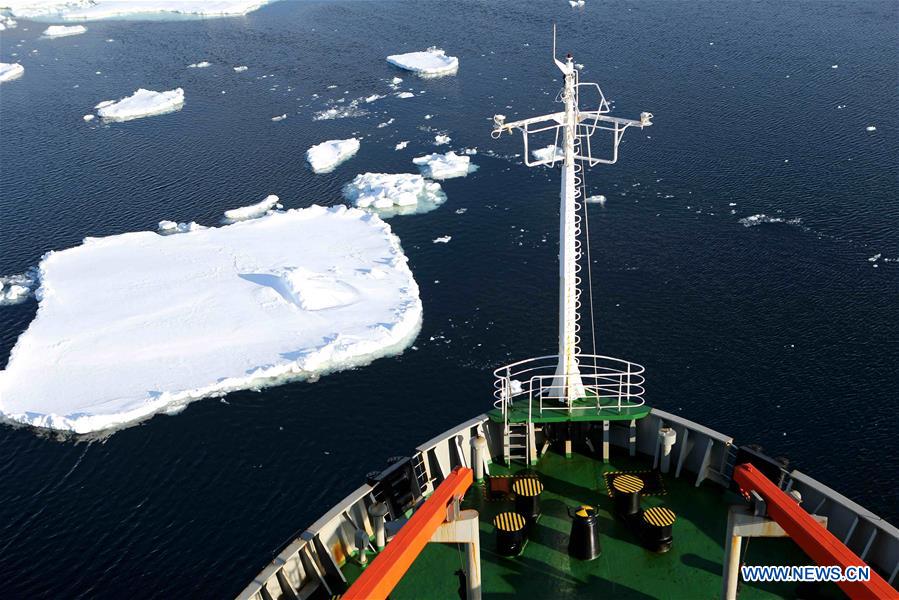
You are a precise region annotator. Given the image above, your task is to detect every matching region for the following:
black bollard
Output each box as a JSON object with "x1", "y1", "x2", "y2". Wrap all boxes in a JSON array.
[
  {"x1": 612, "y1": 474, "x2": 644, "y2": 519},
  {"x1": 568, "y1": 505, "x2": 602, "y2": 560},
  {"x1": 642, "y1": 506, "x2": 676, "y2": 553}
]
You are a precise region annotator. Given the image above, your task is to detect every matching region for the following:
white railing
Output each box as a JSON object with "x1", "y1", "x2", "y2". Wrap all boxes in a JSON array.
[{"x1": 492, "y1": 354, "x2": 645, "y2": 426}]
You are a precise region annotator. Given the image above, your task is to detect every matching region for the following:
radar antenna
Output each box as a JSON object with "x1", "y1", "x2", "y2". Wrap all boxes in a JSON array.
[{"x1": 491, "y1": 27, "x2": 653, "y2": 406}]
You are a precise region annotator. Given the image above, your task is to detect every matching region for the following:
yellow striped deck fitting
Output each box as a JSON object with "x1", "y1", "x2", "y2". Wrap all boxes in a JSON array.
[
  {"x1": 612, "y1": 474, "x2": 644, "y2": 494},
  {"x1": 642, "y1": 506, "x2": 676, "y2": 527},
  {"x1": 493, "y1": 511, "x2": 527, "y2": 532},
  {"x1": 512, "y1": 477, "x2": 544, "y2": 497}
]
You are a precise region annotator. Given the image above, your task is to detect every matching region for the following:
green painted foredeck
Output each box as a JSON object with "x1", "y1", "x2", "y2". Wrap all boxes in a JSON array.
[
  {"x1": 342, "y1": 451, "x2": 844, "y2": 599},
  {"x1": 487, "y1": 395, "x2": 651, "y2": 423}
]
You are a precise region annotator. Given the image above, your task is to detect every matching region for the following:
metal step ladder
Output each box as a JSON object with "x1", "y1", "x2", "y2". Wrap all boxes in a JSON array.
[{"x1": 504, "y1": 421, "x2": 530, "y2": 465}]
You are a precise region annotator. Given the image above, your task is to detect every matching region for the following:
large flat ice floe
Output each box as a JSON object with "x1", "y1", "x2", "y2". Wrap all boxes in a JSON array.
[
  {"x1": 306, "y1": 138, "x2": 360, "y2": 174},
  {"x1": 343, "y1": 173, "x2": 446, "y2": 217},
  {"x1": 0, "y1": 63, "x2": 25, "y2": 83},
  {"x1": 4, "y1": 1, "x2": 274, "y2": 20},
  {"x1": 95, "y1": 88, "x2": 184, "y2": 122},
  {"x1": 0, "y1": 205, "x2": 422, "y2": 434},
  {"x1": 43, "y1": 24, "x2": 86, "y2": 37},
  {"x1": 412, "y1": 151, "x2": 477, "y2": 180},
  {"x1": 386, "y1": 47, "x2": 459, "y2": 77}
]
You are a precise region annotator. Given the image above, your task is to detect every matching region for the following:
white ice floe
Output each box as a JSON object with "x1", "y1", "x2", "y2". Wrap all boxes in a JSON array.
[
  {"x1": 0, "y1": 272, "x2": 37, "y2": 306},
  {"x1": 306, "y1": 138, "x2": 360, "y2": 174},
  {"x1": 365, "y1": 93, "x2": 384, "y2": 103},
  {"x1": 395, "y1": 141, "x2": 409, "y2": 151},
  {"x1": 831, "y1": 64, "x2": 838, "y2": 69},
  {"x1": 584, "y1": 194, "x2": 607, "y2": 206},
  {"x1": 43, "y1": 24, "x2": 86, "y2": 37},
  {"x1": 0, "y1": 205, "x2": 421, "y2": 434},
  {"x1": 271, "y1": 113, "x2": 287, "y2": 121},
  {"x1": 343, "y1": 173, "x2": 446, "y2": 217},
  {"x1": 223, "y1": 194, "x2": 280, "y2": 222},
  {"x1": 82, "y1": 114, "x2": 95, "y2": 121},
  {"x1": 187, "y1": 60, "x2": 211, "y2": 68},
  {"x1": 434, "y1": 134, "x2": 451, "y2": 145},
  {"x1": 396, "y1": 91, "x2": 414, "y2": 99},
  {"x1": 412, "y1": 151, "x2": 477, "y2": 180},
  {"x1": 4, "y1": 1, "x2": 275, "y2": 20},
  {"x1": 0, "y1": 62, "x2": 25, "y2": 83},
  {"x1": 531, "y1": 144, "x2": 564, "y2": 162},
  {"x1": 377, "y1": 118, "x2": 395, "y2": 128},
  {"x1": 0, "y1": 15, "x2": 17, "y2": 29},
  {"x1": 866, "y1": 126, "x2": 876, "y2": 132},
  {"x1": 157, "y1": 220, "x2": 206, "y2": 235},
  {"x1": 432, "y1": 236, "x2": 452, "y2": 244},
  {"x1": 95, "y1": 88, "x2": 184, "y2": 121},
  {"x1": 738, "y1": 214, "x2": 802, "y2": 227},
  {"x1": 569, "y1": 0, "x2": 585, "y2": 6},
  {"x1": 233, "y1": 65, "x2": 248, "y2": 72},
  {"x1": 386, "y1": 47, "x2": 459, "y2": 78}
]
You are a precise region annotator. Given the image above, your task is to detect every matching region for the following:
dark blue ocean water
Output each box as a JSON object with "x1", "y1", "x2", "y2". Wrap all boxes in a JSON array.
[{"x1": 0, "y1": 1, "x2": 896, "y2": 597}]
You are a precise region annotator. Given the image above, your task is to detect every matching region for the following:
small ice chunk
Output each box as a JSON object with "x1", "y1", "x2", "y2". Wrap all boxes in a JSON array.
[
  {"x1": 0, "y1": 62, "x2": 25, "y2": 83},
  {"x1": 412, "y1": 151, "x2": 477, "y2": 180},
  {"x1": 377, "y1": 118, "x2": 395, "y2": 128},
  {"x1": 313, "y1": 98, "x2": 368, "y2": 120},
  {"x1": 343, "y1": 173, "x2": 446, "y2": 216},
  {"x1": 43, "y1": 25, "x2": 87, "y2": 37},
  {"x1": 306, "y1": 138, "x2": 361, "y2": 174},
  {"x1": 365, "y1": 93, "x2": 384, "y2": 103},
  {"x1": 396, "y1": 91, "x2": 415, "y2": 99},
  {"x1": 738, "y1": 214, "x2": 802, "y2": 227},
  {"x1": 434, "y1": 134, "x2": 451, "y2": 145},
  {"x1": 187, "y1": 61, "x2": 212, "y2": 68},
  {"x1": 386, "y1": 47, "x2": 459, "y2": 78},
  {"x1": 223, "y1": 194, "x2": 280, "y2": 222},
  {"x1": 395, "y1": 141, "x2": 409, "y2": 151},
  {"x1": 233, "y1": 65, "x2": 248, "y2": 72},
  {"x1": 584, "y1": 195, "x2": 606, "y2": 206},
  {"x1": 271, "y1": 114, "x2": 287, "y2": 122},
  {"x1": 432, "y1": 236, "x2": 452, "y2": 244},
  {"x1": 569, "y1": 0, "x2": 585, "y2": 6},
  {"x1": 96, "y1": 88, "x2": 184, "y2": 122},
  {"x1": 157, "y1": 220, "x2": 206, "y2": 235},
  {"x1": 0, "y1": 271, "x2": 37, "y2": 306},
  {"x1": 865, "y1": 126, "x2": 876, "y2": 132},
  {"x1": 531, "y1": 144, "x2": 564, "y2": 162},
  {"x1": 83, "y1": 114, "x2": 95, "y2": 121},
  {"x1": 831, "y1": 64, "x2": 838, "y2": 68},
  {"x1": 391, "y1": 76, "x2": 403, "y2": 84},
  {"x1": 868, "y1": 253, "x2": 881, "y2": 262}
]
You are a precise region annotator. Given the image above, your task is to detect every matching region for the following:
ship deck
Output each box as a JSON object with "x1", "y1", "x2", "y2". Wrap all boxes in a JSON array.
[
  {"x1": 341, "y1": 450, "x2": 845, "y2": 599},
  {"x1": 487, "y1": 395, "x2": 652, "y2": 423}
]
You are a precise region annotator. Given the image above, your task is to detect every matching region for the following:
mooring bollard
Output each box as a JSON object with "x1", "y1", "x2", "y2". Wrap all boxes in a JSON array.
[
  {"x1": 368, "y1": 501, "x2": 390, "y2": 551},
  {"x1": 470, "y1": 435, "x2": 488, "y2": 481},
  {"x1": 659, "y1": 427, "x2": 676, "y2": 473}
]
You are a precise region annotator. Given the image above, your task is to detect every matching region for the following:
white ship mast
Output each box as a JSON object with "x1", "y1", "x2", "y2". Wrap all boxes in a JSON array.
[{"x1": 492, "y1": 28, "x2": 653, "y2": 407}]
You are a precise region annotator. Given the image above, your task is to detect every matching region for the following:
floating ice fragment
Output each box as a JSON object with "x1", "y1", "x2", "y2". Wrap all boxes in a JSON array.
[
  {"x1": 157, "y1": 220, "x2": 206, "y2": 235},
  {"x1": 343, "y1": 173, "x2": 446, "y2": 217},
  {"x1": 377, "y1": 118, "x2": 395, "y2": 128},
  {"x1": 365, "y1": 93, "x2": 384, "y2": 103},
  {"x1": 412, "y1": 151, "x2": 477, "y2": 180},
  {"x1": 396, "y1": 91, "x2": 414, "y2": 99},
  {"x1": 584, "y1": 195, "x2": 606, "y2": 206},
  {"x1": 43, "y1": 25, "x2": 86, "y2": 37},
  {"x1": 187, "y1": 61, "x2": 212, "y2": 68},
  {"x1": 738, "y1": 214, "x2": 802, "y2": 228},
  {"x1": 831, "y1": 64, "x2": 838, "y2": 68},
  {"x1": 271, "y1": 113, "x2": 287, "y2": 121},
  {"x1": 434, "y1": 134, "x2": 451, "y2": 145},
  {"x1": 531, "y1": 144, "x2": 564, "y2": 162},
  {"x1": 96, "y1": 88, "x2": 184, "y2": 122},
  {"x1": 83, "y1": 114, "x2": 95, "y2": 121},
  {"x1": 306, "y1": 138, "x2": 360, "y2": 174},
  {"x1": 233, "y1": 65, "x2": 248, "y2": 72},
  {"x1": 386, "y1": 47, "x2": 458, "y2": 78},
  {"x1": 223, "y1": 194, "x2": 280, "y2": 222},
  {"x1": 569, "y1": 0, "x2": 585, "y2": 6},
  {"x1": 0, "y1": 271, "x2": 37, "y2": 306},
  {"x1": 433, "y1": 236, "x2": 452, "y2": 244},
  {"x1": 395, "y1": 141, "x2": 409, "y2": 151},
  {"x1": 868, "y1": 253, "x2": 881, "y2": 262},
  {"x1": 5, "y1": 1, "x2": 275, "y2": 20},
  {"x1": 865, "y1": 126, "x2": 876, "y2": 132},
  {"x1": 313, "y1": 99, "x2": 368, "y2": 120},
  {"x1": 0, "y1": 62, "x2": 24, "y2": 83}
]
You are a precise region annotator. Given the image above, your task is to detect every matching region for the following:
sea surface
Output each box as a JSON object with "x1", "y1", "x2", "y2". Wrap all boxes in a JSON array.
[{"x1": 0, "y1": 1, "x2": 897, "y2": 597}]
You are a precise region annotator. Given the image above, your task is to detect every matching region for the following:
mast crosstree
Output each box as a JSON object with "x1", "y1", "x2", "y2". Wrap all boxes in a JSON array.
[{"x1": 491, "y1": 29, "x2": 653, "y2": 407}]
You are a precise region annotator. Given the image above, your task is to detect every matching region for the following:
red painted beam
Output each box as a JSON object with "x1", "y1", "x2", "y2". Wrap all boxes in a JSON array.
[
  {"x1": 733, "y1": 463, "x2": 897, "y2": 600},
  {"x1": 344, "y1": 466, "x2": 473, "y2": 600}
]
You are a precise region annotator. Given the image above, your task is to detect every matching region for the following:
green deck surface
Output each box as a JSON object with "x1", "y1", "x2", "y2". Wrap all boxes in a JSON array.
[
  {"x1": 342, "y1": 450, "x2": 845, "y2": 599},
  {"x1": 487, "y1": 394, "x2": 651, "y2": 423}
]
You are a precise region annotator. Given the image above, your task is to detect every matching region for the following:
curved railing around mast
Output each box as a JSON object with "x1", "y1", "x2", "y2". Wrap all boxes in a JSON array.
[{"x1": 492, "y1": 354, "x2": 646, "y2": 428}]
